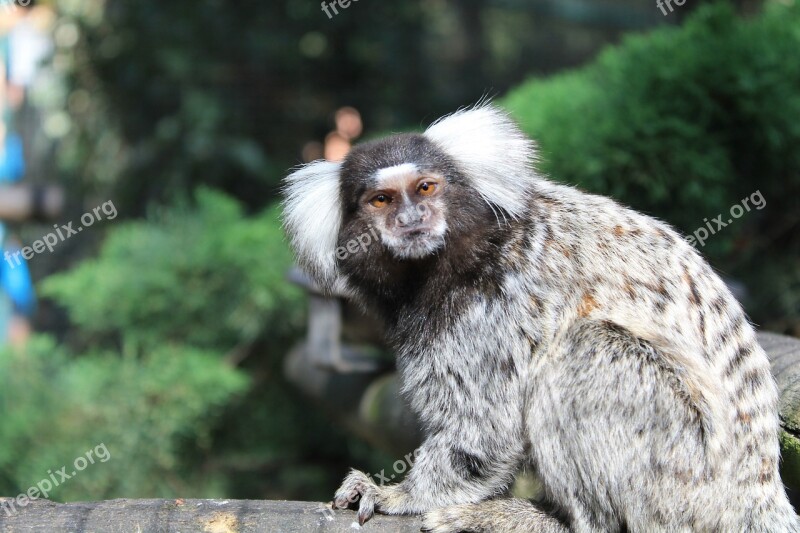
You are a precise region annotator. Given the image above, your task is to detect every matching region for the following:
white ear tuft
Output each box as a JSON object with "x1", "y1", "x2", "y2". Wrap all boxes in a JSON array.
[
  {"x1": 282, "y1": 160, "x2": 343, "y2": 286},
  {"x1": 424, "y1": 103, "x2": 537, "y2": 219}
]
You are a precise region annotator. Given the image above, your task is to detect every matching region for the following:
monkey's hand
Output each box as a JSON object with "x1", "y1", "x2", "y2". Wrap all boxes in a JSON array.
[{"x1": 333, "y1": 469, "x2": 382, "y2": 525}]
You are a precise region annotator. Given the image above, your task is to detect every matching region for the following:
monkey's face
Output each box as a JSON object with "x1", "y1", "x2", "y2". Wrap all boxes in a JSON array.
[
  {"x1": 338, "y1": 134, "x2": 463, "y2": 263},
  {"x1": 283, "y1": 105, "x2": 536, "y2": 290},
  {"x1": 359, "y1": 164, "x2": 448, "y2": 260}
]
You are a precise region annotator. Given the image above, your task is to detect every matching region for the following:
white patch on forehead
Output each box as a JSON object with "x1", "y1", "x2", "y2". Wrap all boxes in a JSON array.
[{"x1": 374, "y1": 163, "x2": 419, "y2": 186}]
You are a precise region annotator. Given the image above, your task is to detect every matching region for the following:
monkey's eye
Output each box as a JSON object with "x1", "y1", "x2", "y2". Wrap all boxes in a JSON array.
[
  {"x1": 370, "y1": 194, "x2": 391, "y2": 208},
  {"x1": 417, "y1": 182, "x2": 437, "y2": 196}
]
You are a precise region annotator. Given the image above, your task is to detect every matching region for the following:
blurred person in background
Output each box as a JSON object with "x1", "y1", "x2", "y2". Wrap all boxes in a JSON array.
[
  {"x1": 0, "y1": 5, "x2": 27, "y2": 184},
  {"x1": 0, "y1": 224, "x2": 35, "y2": 346},
  {"x1": 0, "y1": 1, "x2": 50, "y2": 347},
  {"x1": 324, "y1": 107, "x2": 362, "y2": 161}
]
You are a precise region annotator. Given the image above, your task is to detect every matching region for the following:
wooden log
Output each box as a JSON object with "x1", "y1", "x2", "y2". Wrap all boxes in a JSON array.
[
  {"x1": 758, "y1": 332, "x2": 800, "y2": 494},
  {"x1": 759, "y1": 332, "x2": 800, "y2": 434},
  {"x1": 0, "y1": 498, "x2": 422, "y2": 532}
]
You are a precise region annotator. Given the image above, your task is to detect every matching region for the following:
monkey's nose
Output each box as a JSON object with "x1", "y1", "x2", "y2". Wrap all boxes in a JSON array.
[
  {"x1": 396, "y1": 212, "x2": 421, "y2": 227},
  {"x1": 396, "y1": 205, "x2": 429, "y2": 227}
]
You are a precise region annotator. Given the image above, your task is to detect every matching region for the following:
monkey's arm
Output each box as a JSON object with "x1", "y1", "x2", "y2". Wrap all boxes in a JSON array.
[
  {"x1": 332, "y1": 329, "x2": 532, "y2": 525},
  {"x1": 334, "y1": 426, "x2": 525, "y2": 524}
]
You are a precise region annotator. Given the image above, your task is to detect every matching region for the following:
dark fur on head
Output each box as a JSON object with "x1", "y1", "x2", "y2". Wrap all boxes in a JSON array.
[
  {"x1": 282, "y1": 104, "x2": 536, "y2": 307},
  {"x1": 336, "y1": 133, "x2": 514, "y2": 319}
]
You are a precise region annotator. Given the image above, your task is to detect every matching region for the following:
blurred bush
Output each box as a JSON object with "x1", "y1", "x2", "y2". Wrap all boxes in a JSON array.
[
  {"x1": 0, "y1": 336, "x2": 247, "y2": 499},
  {"x1": 41, "y1": 189, "x2": 301, "y2": 350},
  {"x1": 504, "y1": 2, "x2": 800, "y2": 333},
  {"x1": 0, "y1": 190, "x2": 355, "y2": 501}
]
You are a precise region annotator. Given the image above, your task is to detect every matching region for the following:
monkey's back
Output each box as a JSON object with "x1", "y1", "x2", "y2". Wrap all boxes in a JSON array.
[{"x1": 521, "y1": 180, "x2": 796, "y2": 531}]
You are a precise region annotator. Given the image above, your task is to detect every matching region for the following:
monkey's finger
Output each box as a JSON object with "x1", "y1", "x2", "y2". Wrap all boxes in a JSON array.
[
  {"x1": 357, "y1": 491, "x2": 376, "y2": 525},
  {"x1": 333, "y1": 490, "x2": 358, "y2": 509},
  {"x1": 357, "y1": 505, "x2": 374, "y2": 526}
]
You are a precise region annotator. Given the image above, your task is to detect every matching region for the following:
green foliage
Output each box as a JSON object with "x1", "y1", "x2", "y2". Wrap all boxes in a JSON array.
[
  {"x1": 41, "y1": 189, "x2": 302, "y2": 350},
  {"x1": 0, "y1": 335, "x2": 247, "y2": 500},
  {"x1": 0, "y1": 190, "x2": 354, "y2": 501},
  {"x1": 504, "y1": 2, "x2": 800, "y2": 329}
]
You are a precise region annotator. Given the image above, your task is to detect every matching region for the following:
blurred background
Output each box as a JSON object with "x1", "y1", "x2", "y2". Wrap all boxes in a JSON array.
[{"x1": 0, "y1": 0, "x2": 798, "y2": 505}]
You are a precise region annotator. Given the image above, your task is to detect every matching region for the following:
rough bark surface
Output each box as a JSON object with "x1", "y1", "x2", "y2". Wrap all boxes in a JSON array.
[
  {"x1": 0, "y1": 498, "x2": 422, "y2": 532},
  {"x1": 759, "y1": 332, "x2": 800, "y2": 436}
]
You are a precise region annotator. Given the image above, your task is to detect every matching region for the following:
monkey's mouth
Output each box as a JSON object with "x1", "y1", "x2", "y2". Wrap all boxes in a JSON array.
[
  {"x1": 397, "y1": 226, "x2": 436, "y2": 238},
  {"x1": 383, "y1": 228, "x2": 446, "y2": 260}
]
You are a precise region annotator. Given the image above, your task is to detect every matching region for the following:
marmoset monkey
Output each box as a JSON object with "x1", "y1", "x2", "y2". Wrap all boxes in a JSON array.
[{"x1": 282, "y1": 104, "x2": 799, "y2": 532}]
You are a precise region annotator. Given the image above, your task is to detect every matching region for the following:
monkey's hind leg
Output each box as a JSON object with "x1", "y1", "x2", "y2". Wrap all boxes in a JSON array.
[{"x1": 421, "y1": 498, "x2": 569, "y2": 533}]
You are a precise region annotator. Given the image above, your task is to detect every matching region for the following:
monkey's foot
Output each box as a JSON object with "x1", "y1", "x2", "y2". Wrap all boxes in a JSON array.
[
  {"x1": 422, "y1": 499, "x2": 568, "y2": 533},
  {"x1": 421, "y1": 504, "x2": 479, "y2": 533},
  {"x1": 332, "y1": 469, "x2": 379, "y2": 525}
]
